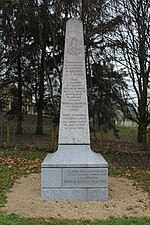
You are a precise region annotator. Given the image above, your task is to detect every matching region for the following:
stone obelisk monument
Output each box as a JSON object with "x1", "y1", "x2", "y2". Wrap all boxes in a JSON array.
[{"x1": 41, "y1": 19, "x2": 108, "y2": 201}]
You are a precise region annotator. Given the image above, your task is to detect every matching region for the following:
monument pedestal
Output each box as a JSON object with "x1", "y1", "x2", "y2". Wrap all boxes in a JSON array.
[
  {"x1": 41, "y1": 145, "x2": 108, "y2": 201},
  {"x1": 41, "y1": 19, "x2": 108, "y2": 201}
]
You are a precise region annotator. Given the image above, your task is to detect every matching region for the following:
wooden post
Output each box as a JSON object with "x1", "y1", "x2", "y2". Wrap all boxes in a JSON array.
[
  {"x1": 100, "y1": 125, "x2": 104, "y2": 152},
  {"x1": 51, "y1": 123, "x2": 54, "y2": 151},
  {"x1": 0, "y1": 121, "x2": 3, "y2": 146},
  {"x1": 6, "y1": 120, "x2": 10, "y2": 146},
  {"x1": 12, "y1": 122, "x2": 15, "y2": 146},
  {"x1": 148, "y1": 127, "x2": 150, "y2": 151}
]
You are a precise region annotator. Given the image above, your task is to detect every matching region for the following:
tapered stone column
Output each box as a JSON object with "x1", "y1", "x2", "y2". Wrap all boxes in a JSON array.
[{"x1": 41, "y1": 19, "x2": 108, "y2": 201}]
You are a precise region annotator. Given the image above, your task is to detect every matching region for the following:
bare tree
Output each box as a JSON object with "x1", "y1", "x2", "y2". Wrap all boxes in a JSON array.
[{"x1": 109, "y1": 0, "x2": 150, "y2": 145}]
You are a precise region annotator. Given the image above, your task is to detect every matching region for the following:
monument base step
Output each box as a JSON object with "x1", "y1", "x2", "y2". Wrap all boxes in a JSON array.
[
  {"x1": 41, "y1": 188, "x2": 108, "y2": 201},
  {"x1": 41, "y1": 145, "x2": 108, "y2": 201},
  {"x1": 41, "y1": 145, "x2": 108, "y2": 167}
]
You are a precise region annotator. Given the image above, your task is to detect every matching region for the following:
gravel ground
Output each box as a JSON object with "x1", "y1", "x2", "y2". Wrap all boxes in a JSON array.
[{"x1": 2, "y1": 174, "x2": 150, "y2": 221}]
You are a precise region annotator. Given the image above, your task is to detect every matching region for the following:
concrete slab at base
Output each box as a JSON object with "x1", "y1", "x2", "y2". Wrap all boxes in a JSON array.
[
  {"x1": 41, "y1": 145, "x2": 108, "y2": 201},
  {"x1": 41, "y1": 188, "x2": 108, "y2": 201},
  {"x1": 41, "y1": 168, "x2": 61, "y2": 188}
]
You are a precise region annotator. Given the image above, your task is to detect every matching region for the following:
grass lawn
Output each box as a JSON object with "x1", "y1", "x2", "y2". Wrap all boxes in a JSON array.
[
  {"x1": 0, "y1": 125, "x2": 150, "y2": 224},
  {"x1": 0, "y1": 213, "x2": 149, "y2": 225}
]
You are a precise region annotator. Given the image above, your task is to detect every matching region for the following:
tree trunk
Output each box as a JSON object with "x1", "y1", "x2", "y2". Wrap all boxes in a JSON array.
[
  {"x1": 35, "y1": 50, "x2": 45, "y2": 135},
  {"x1": 137, "y1": 123, "x2": 147, "y2": 148},
  {"x1": 16, "y1": 38, "x2": 22, "y2": 134}
]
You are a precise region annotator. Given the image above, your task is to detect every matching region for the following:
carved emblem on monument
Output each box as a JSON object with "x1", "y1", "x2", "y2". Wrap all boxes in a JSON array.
[{"x1": 68, "y1": 37, "x2": 81, "y2": 55}]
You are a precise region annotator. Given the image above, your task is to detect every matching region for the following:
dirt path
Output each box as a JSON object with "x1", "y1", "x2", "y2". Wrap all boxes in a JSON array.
[{"x1": 2, "y1": 174, "x2": 150, "y2": 221}]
